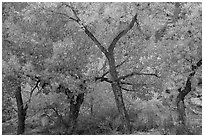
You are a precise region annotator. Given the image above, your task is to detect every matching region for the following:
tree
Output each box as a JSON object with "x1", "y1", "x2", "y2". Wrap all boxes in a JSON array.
[
  {"x1": 176, "y1": 59, "x2": 202, "y2": 126},
  {"x1": 3, "y1": 2, "x2": 201, "y2": 135},
  {"x1": 3, "y1": 2, "x2": 94, "y2": 134},
  {"x1": 2, "y1": 2, "x2": 54, "y2": 134},
  {"x1": 50, "y1": 3, "x2": 162, "y2": 133}
]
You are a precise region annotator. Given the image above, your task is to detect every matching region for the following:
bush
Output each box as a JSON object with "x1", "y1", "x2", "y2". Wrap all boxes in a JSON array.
[
  {"x1": 134, "y1": 109, "x2": 160, "y2": 131},
  {"x1": 129, "y1": 100, "x2": 179, "y2": 134}
]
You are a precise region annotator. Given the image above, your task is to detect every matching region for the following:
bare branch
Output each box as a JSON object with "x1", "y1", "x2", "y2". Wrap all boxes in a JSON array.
[
  {"x1": 120, "y1": 81, "x2": 133, "y2": 85},
  {"x1": 121, "y1": 81, "x2": 155, "y2": 86},
  {"x1": 118, "y1": 71, "x2": 160, "y2": 81},
  {"x1": 61, "y1": 3, "x2": 108, "y2": 55},
  {"x1": 95, "y1": 77, "x2": 112, "y2": 83},
  {"x1": 83, "y1": 26, "x2": 108, "y2": 55},
  {"x1": 121, "y1": 87, "x2": 135, "y2": 92},
  {"x1": 95, "y1": 57, "x2": 129, "y2": 82},
  {"x1": 108, "y1": 14, "x2": 138, "y2": 52},
  {"x1": 100, "y1": 71, "x2": 109, "y2": 79},
  {"x1": 121, "y1": 82, "x2": 156, "y2": 92},
  {"x1": 27, "y1": 79, "x2": 40, "y2": 104},
  {"x1": 46, "y1": 6, "x2": 77, "y2": 22},
  {"x1": 62, "y1": 3, "x2": 80, "y2": 21},
  {"x1": 116, "y1": 57, "x2": 129, "y2": 68},
  {"x1": 94, "y1": 74, "x2": 156, "y2": 89}
]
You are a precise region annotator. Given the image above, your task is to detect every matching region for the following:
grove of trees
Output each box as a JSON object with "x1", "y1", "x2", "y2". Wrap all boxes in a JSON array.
[{"x1": 2, "y1": 2, "x2": 202, "y2": 135}]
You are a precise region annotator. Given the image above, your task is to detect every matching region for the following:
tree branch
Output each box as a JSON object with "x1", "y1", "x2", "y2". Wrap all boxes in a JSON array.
[
  {"x1": 62, "y1": 3, "x2": 80, "y2": 21},
  {"x1": 121, "y1": 83, "x2": 153, "y2": 91},
  {"x1": 94, "y1": 74, "x2": 156, "y2": 89},
  {"x1": 48, "y1": 9, "x2": 78, "y2": 22},
  {"x1": 118, "y1": 71, "x2": 160, "y2": 81},
  {"x1": 95, "y1": 57, "x2": 129, "y2": 82},
  {"x1": 61, "y1": 3, "x2": 108, "y2": 55},
  {"x1": 83, "y1": 27, "x2": 108, "y2": 55},
  {"x1": 121, "y1": 87, "x2": 135, "y2": 92},
  {"x1": 116, "y1": 57, "x2": 129, "y2": 68},
  {"x1": 27, "y1": 79, "x2": 40, "y2": 104},
  {"x1": 120, "y1": 81, "x2": 133, "y2": 85},
  {"x1": 108, "y1": 14, "x2": 138, "y2": 52},
  {"x1": 95, "y1": 77, "x2": 112, "y2": 83}
]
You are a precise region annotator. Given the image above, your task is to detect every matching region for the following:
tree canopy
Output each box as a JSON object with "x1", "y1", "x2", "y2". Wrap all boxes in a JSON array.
[{"x1": 2, "y1": 2, "x2": 202, "y2": 135}]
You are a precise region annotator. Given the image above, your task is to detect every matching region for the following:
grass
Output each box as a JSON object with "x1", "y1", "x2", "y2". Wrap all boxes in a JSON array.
[{"x1": 2, "y1": 105, "x2": 202, "y2": 135}]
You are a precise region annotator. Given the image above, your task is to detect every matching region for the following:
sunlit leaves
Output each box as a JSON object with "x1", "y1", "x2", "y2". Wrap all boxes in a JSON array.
[{"x1": 2, "y1": 3, "x2": 202, "y2": 127}]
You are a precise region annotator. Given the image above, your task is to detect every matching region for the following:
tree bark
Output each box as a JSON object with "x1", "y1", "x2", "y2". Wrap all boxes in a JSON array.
[
  {"x1": 15, "y1": 86, "x2": 28, "y2": 135},
  {"x1": 176, "y1": 77, "x2": 191, "y2": 125},
  {"x1": 68, "y1": 93, "x2": 84, "y2": 134},
  {"x1": 176, "y1": 59, "x2": 202, "y2": 127},
  {"x1": 65, "y1": 8, "x2": 137, "y2": 134},
  {"x1": 107, "y1": 53, "x2": 131, "y2": 134},
  {"x1": 175, "y1": 77, "x2": 192, "y2": 135},
  {"x1": 176, "y1": 98, "x2": 186, "y2": 125}
]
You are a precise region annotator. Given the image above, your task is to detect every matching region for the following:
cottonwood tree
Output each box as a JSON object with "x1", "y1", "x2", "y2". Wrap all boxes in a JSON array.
[
  {"x1": 3, "y1": 2, "x2": 95, "y2": 134},
  {"x1": 3, "y1": 2, "x2": 201, "y2": 135},
  {"x1": 2, "y1": 3, "x2": 55, "y2": 134},
  {"x1": 50, "y1": 2, "x2": 160, "y2": 133}
]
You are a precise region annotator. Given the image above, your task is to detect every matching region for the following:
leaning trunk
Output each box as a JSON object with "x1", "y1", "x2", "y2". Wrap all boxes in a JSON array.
[
  {"x1": 176, "y1": 74, "x2": 192, "y2": 126},
  {"x1": 111, "y1": 82, "x2": 131, "y2": 134},
  {"x1": 68, "y1": 93, "x2": 84, "y2": 134},
  {"x1": 15, "y1": 86, "x2": 28, "y2": 135},
  {"x1": 175, "y1": 77, "x2": 192, "y2": 135},
  {"x1": 107, "y1": 53, "x2": 131, "y2": 134},
  {"x1": 175, "y1": 59, "x2": 201, "y2": 134}
]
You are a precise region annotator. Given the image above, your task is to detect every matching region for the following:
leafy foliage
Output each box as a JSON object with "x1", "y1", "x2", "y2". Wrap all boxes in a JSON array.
[{"x1": 2, "y1": 2, "x2": 202, "y2": 135}]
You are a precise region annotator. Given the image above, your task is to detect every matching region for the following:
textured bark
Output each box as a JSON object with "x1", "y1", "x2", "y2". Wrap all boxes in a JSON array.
[
  {"x1": 107, "y1": 53, "x2": 131, "y2": 134},
  {"x1": 111, "y1": 82, "x2": 131, "y2": 134},
  {"x1": 176, "y1": 59, "x2": 202, "y2": 126},
  {"x1": 176, "y1": 98, "x2": 186, "y2": 125},
  {"x1": 65, "y1": 7, "x2": 137, "y2": 134},
  {"x1": 15, "y1": 86, "x2": 28, "y2": 135},
  {"x1": 68, "y1": 93, "x2": 84, "y2": 134}
]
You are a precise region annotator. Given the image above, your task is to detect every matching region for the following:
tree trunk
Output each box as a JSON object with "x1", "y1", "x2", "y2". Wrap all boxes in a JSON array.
[
  {"x1": 107, "y1": 53, "x2": 131, "y2": 134},
  {"x1": 175, "y1": 60, "x2": 201, "y2": 134},
  {"x1": 176, "y1": 86, "x2": 190, "y2": 135},
  {"x1": 176, "y1": 99, "x2": 186, "y2": 125},
  {"x1": 176, "y1": 83, "x2": 190, "y2": 126},
  {"x1": 15, "y1": 86, "x2": 28, "y2": 135},
  {"x1": 176, "y1": 70, "x2": 195, "y2": 125},
  {"x1": 68, "y1": 93, "x2": 84, "y2": 134}
]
